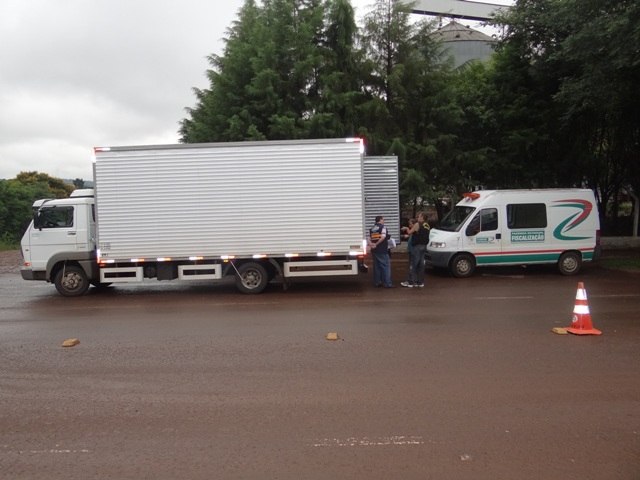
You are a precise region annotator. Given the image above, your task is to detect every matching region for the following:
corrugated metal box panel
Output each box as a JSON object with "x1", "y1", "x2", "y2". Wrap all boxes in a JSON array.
[
  {"x1": 95, "y1": 139, "x2": 365, "y2": 260},
  {"x1": 363, "y1": 156, "x2": 400, "y2": 241}
]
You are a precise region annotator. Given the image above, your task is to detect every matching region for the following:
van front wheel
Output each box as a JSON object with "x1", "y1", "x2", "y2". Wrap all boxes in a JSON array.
[
  {"x1": 450, "y1": 253, "x2": 475, "y2": 278},
  {"x1": 558, "y1": 251, "x2": 582, "y2": 275}
]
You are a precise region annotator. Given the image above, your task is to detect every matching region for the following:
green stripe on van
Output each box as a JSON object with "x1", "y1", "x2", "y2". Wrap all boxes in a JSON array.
[
  {"x1": 476, "y1": 250, "x2": 595, "y2": 265},
  {"x1": 477, "y1": 253, "x2": 560, "y2": 265}
]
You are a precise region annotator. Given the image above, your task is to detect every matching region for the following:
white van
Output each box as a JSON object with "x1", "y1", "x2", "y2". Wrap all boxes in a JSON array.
[{"x1": 426, "y1": 189, "x2": 601, "y2": 277}]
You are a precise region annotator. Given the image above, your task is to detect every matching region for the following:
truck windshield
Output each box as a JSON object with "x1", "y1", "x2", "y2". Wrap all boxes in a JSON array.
[{"x1": 438, "y1": 206, "x2": 475, "y2": 232}]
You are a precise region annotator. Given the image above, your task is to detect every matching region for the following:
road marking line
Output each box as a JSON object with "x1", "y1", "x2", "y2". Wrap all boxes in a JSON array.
[
  {"x1": 481, "y1": 274, "x2": 525, "y2": 279},
  {"x1": 312, "y1": 436, "x2": 424, "y2": 447},
  {"x1": 473, "y1": 296, "x2": 534, "y2": 300},
  {"x1": 17, "y1": 449, "x2": 91, "y2": 454},
  {"x1": 591, "y1": 294, "x2": 640, "y2": 298}
]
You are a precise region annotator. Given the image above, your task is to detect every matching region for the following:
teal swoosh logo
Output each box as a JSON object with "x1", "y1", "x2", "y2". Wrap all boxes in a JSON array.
[{"x1": 552, "y1": 199, "x2": 593, "y2": 240}]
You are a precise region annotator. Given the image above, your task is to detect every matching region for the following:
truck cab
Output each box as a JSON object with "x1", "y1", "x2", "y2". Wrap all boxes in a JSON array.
[{"x1": 21, "y1": 189, "x2": 98, "y2": 294}]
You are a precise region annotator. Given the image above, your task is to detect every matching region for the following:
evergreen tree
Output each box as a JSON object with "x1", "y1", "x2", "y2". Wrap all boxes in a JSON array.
[
  {"x1": 180, "y1": 0, "x2": 265, "y2": 142},
  {"x1": 310, "y1": 0, "x2": 362, "y2": 137},
  {"x1": 359, "y1": 0, "x2": 462, "y2": 209},
  {"x1": 491, "y1": 0, "x2": 640, "y2": 229},
  {"x1": 181, "y1": 0, "x2": 348, "y2": 142}
]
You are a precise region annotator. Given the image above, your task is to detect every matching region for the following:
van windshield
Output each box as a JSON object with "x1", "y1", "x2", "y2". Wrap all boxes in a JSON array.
[{"x1": 438, "y1": 206, "x2": 475, "y2": 232}]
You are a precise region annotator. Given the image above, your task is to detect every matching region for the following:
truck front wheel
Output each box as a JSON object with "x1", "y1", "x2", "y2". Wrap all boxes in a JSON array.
[
  {"x1": 450, "y1": 253, "x2": 476, "y2": 278},
  {"x1": 235, "y1": 262, "x2": 269, "y2": 294},
  {"x1": 54, "y1": 265, "x2": 90, "y2": 297}
]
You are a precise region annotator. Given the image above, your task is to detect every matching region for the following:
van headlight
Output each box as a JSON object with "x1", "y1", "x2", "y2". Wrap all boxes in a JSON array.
[{"x1": 430, "y1": 241, "x2": 446, "y2": 248}]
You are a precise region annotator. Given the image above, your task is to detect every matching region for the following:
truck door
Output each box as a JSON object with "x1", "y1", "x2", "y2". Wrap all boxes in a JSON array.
[
  {"x1": 462, "y1": 207, "x2": 502, "y2": 264},
  {"x1": 28, "y1": 205, "x2": 78, "y2": 270}
]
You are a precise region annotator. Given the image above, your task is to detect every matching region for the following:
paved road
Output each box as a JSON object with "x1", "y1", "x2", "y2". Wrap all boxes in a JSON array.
[{"x1": 1, "y1": 259, "x2": 639, "y2": 479}]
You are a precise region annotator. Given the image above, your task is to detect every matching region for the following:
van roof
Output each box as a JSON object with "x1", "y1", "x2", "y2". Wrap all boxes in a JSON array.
[{"x1": 460, "y1": 188, "x2": 594, "y2": 204}]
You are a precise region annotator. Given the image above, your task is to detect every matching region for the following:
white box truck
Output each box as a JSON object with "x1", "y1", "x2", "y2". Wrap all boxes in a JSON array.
[
  {"x1": 20, "y1": 138, "x2": 371, "y2": 296},
  {"x1": 427, "y1": 189, "x2": 601, "y2": 277}
]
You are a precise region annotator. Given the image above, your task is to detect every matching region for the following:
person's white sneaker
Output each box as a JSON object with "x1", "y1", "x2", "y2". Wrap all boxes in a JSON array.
[{"x1": 400, "y1": 281, "x2": 414, "y2": 288}]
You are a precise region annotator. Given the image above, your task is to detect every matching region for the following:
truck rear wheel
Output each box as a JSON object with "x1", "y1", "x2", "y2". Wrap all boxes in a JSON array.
[
  {"x1": 235, "y1": 262, "x2": 269, "y2": 294},
  {"x1": 558, "y1": 251, "x2": 582, "y2": 275},
  {"x1": 54, "y1": 265, "x2": 90, "y2": 297},
  {"x1": 450, "y1": 253, "x2": 475, "y2": 278}
]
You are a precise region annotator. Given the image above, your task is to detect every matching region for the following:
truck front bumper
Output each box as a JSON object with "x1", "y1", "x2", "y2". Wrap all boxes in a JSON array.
[{"x1": 21, "y1": 268, "x2": 46, "y2": 281}]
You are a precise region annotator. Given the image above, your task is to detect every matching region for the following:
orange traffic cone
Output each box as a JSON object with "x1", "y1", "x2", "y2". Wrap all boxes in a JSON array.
[{"x1": 566, "y1": 282, "x2": 602, "y2": 335}]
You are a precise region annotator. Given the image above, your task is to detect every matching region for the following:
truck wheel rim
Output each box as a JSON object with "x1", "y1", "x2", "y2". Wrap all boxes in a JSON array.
[
  {"x1": 64, "y1": 273, "x2": 82, "y2": 290},
  {"x1": 242, "y1": 270, "x2": 261, "y2": 288}
]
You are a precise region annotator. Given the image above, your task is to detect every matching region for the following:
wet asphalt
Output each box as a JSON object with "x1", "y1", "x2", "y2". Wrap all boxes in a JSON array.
[{"x1": 1, "y1": 257, "x2": 639, "y2": 479}]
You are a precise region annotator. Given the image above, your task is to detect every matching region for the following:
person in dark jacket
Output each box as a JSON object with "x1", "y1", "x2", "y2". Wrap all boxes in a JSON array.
[
  {"x1": 401, "y1": 211, "x2": 430, "y2": 288},
  {"x1": 369, "y1": 216, "x2": 393, "y2": 288}
]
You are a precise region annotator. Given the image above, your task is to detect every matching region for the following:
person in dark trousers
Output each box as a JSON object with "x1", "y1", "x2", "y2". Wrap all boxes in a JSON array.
[
  {"x1": 401, "y1": 211, "x2": 430, "y2": 288},
  {"x1": 401, "y1": 218, "x2": 416, "y2": 279},
  {"x1": 369, "y1": 216, "x2": 393, "y2": 288}
]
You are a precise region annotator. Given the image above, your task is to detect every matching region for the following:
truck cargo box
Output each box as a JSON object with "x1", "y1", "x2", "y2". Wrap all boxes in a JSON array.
[
  {"x1": 363, "y1": 156, "x2": 400, "y2": 241},
  {"x1": 94, "y1": 139, "x2": 366, "y2": 261}
]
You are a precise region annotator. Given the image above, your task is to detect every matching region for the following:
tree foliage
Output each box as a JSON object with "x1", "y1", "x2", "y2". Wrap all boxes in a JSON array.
[
  {"x1": 180, "y1": 0, "x2": 640, "y2": 233},
  {"x1": 490, "y1": 0, "x2": 640, "y2": 228},
  {"x1": 180, "y1": 0, "x2": 362, "y2": 142},
  {"x1": 0, "y1": 172, "x2": 73, "y2": 245}
]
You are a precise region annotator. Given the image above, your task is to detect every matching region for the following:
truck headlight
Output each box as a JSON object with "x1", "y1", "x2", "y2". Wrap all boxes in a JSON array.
[{"x1": 430, "y1": 241, "x2": 446, "y2": 248}]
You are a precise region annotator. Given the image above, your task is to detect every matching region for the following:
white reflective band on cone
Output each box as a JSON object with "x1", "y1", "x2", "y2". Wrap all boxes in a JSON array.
[
  {"x1": 573, "y1": 305, "x2": 590, "y2": 314},
  {"x1": 576, "y1": 290, "x2": 588, "y2": 300}
]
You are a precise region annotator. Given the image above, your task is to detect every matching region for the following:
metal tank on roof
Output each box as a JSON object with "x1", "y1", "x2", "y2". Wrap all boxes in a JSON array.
[{"x1": 432, "y1": 20, "x2": 497, "y2": 68}]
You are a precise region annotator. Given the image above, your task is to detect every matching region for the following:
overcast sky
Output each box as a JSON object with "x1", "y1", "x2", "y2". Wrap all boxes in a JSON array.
[{"x1": 0, "y1": 0, "x2": 505, "y2": 181}]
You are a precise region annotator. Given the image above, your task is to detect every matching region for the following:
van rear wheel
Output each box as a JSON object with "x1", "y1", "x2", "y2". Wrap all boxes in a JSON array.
[
  {"x1": 54, "y1": 265, "x2": 90, "y2": 297},
  {"x1": 558, "y1": 251, "x2": 582, "y2": 275},
  {"x1": 450, "y1": 253, "x2": 475, "y2": 278}
]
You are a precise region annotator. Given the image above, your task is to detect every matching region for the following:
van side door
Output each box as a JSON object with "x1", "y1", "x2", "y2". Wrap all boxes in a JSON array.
[{"x1": 505, "y1": 202, "x2": 549, "y2": 263}]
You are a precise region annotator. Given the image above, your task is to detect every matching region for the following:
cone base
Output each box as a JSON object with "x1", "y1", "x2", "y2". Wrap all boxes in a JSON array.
[{"x1": 566, "y1": 327, "x2": 602, "y2": 335}]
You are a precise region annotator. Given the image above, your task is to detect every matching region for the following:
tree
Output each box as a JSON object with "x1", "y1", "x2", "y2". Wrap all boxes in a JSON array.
[
  {"x1": 180, "y1": 0, "x2": 265, "y2": 142},
  {"x1": 359, "y1": 1, "x2": 467, "y2": 211},
  {"x1": 309, "y1": 0, "x2": 362, "y2": 137},
  {"x1": 181, "y1": 0, "x2": 357, "y2": 142},
  {"x1": 359, "y1": 0, "x2": 416, "y2": 146},
  {"x1": 491, "y1": 0, "x2": 640, "y2": 231}
]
